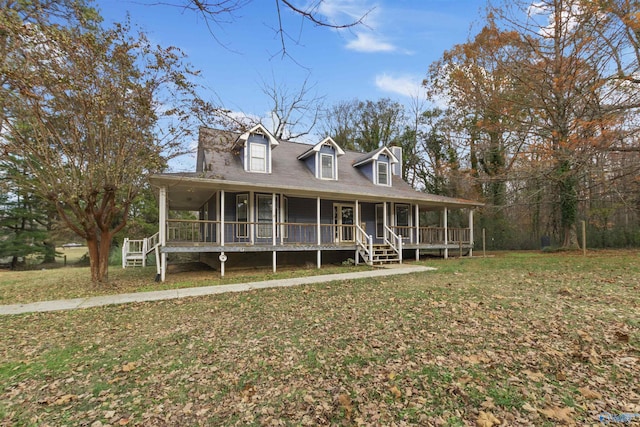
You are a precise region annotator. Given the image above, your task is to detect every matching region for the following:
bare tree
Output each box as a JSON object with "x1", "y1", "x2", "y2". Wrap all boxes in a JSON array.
[
  {"x1": 147, "y1": 0, "x2": 371, "y2": 59},
  {"x1": 261, "y1": 75, "x2": 325, "y2": 140}
]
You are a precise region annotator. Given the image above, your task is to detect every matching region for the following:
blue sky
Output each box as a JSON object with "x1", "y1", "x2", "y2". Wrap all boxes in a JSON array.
[{"x1": 99, "y1": 0, "x2": 488, "y2": 120}]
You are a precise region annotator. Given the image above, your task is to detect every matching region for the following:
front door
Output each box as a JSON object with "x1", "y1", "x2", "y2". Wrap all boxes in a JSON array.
[{"x1": 334, "y1": 204, "x2": 355, "y2": 243}]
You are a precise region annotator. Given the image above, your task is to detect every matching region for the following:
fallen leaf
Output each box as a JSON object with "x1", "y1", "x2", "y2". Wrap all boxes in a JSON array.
[
  {"x1": 476, "y1": 410, "x2": 500, "y2": 427},
  {"x1": 54, "y1": 394, "x2": 75, "y2": 405},
  {"x1": 523, "y1": 370, "x2": 545, "y2": 382},
  {"x1": 389, "y1": 385, "x2": 402, "y2": 399},
  {"x1": 614, "y1": 330, "x2": 629, "y2": 343},
  {"x1": 121, "y1": 362, "x2": 137, "y2": 372},
  {"x1": 578, "y1": 387, "x2": 602, "y2": 400},
  {"x1": 522, "y1": 402, "x2": 537, "y2": 412},
  {"x1": 539, "y1": 406, "x2": 575, "y2": 424},
  {"x1": 337, "y1": 393, "x2": 353, "y2": 419},
  {"x1": 481, "y1": 397, "x2": 496, "y2": 409}
]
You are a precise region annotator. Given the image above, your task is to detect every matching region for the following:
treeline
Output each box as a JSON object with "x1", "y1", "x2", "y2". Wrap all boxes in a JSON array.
[{"x1": 310, "y1": 1, "x2": 640, "y2": 250}]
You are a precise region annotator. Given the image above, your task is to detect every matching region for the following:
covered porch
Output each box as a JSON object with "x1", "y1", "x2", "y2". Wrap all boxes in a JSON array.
[{"x1": 147, "y1": 180, "x2": 474, "y2": 280}]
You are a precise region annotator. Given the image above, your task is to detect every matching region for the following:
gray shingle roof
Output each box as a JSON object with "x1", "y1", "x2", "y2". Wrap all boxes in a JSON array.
[{"x1": 152, "y1": 127, "x2": 482, "y2": 208}]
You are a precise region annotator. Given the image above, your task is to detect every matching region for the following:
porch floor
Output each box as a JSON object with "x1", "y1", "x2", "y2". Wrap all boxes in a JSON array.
[{"x1": 160, "y1": 242, "x2": 473, "y2": 253}]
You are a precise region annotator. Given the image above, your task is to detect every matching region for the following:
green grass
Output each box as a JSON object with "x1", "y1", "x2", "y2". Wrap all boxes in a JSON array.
[{"x1": 0, "y1": 250, "x2": 639, "y2": 426}]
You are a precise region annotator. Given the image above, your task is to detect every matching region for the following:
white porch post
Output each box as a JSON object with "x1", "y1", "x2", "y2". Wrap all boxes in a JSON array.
[
  {"x1": 216, "y1": 191, "x2": 220, "y2": 243},
  {"x1": 220, "y1": 190, "x2": 225, "y2": 247},
  {"x1": 354, "y1": 200, "x2": 359, "y2": 265},
  {"x1": 317, "y1": 196, "x2": 321, "y2": 269},
  {"x1": 159, "y1": 186, "x2": 167, "y2": 281},
  {"x1": 279, "y1": 193, "x2": 284, "y2": 245},
  {"x1": 383, "y1": 202, "x2": 388, "y2": 241},
  {"x1": 415, "y1": 204, "x2": 420, "y2": 261},
  {"x1": 443, "y1": 207, "x2": 448, "y2": 259},
  {"x1": 272, "y1": 193, "x2": 277, "y2": 273},
  {"x1": 249, "y1": 191, "x2": 255, "y2": 244},
  {"x1": 469, "y1": 209, "x2": 474, "y2": 257}
]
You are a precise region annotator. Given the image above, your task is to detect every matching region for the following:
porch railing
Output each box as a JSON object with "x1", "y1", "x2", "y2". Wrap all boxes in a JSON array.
[
  {"x1": 384, "y1": 225, "x2": 403, "y2": 263},
  {"x1": 122, "y1": 232, "x2": 159, "y2": 268},
  {"x1": 355, "y1": 223, "x2": 373, "y2": 265},
  {"x1": 167, "y1": 219, "x2": 356, "y2": 246},
  {"x1": 417, "y1": 227, "x2": 471, "y2": 245},
  {"x1": 164, "y1": 219, "x2": 471, "y2": 247}
]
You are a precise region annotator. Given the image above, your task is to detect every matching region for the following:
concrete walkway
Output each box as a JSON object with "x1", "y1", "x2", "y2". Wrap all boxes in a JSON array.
[{"x1": 0, "y1": 265, "x2": 434, "y2": 316}]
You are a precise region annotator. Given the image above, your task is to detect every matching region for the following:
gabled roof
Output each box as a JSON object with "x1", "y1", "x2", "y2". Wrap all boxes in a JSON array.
[
  {"x1": 151, "y1": 127, "x2": 483, "y2": 210},
  {"x1": 297, "y1": 137, "x2": 345, "y2": 160},
  {"x1": 352, "y1": 146, "x2": 399, "y2": 167},
  {"x1": 235, "y1": 124, "x2": 279, "y2": 149}
]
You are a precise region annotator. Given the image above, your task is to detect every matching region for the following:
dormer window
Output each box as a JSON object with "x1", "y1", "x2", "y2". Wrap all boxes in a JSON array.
[
  {"x1": 377, "y1": 161, "x2": 389, "y2": 186},
  {"x1": 353, "y1": 146, "x2": 399, "y2": 187},
  {"x1": 249, "y1": 143, "x2": 266, "y2": 173},
  {"x1": 235, "y1": 124, "x2": 279, "y2": 174},
  {"x1": 298, "y1": 137, "x2": 344, "y2": 180},
  {"x1": 320, "y1": 153, "x2": 335, "y2": 180}
]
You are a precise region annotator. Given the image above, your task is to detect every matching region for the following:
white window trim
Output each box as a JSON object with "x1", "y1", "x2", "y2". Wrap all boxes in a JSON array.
[
  {"x1": 377, "y1": 161, "x2": 390, "y2": 186},
  {"x1": 236, "y1": 194, "x2": 248, "y2": 238},
  {"x1": 256, "y1": 194, "x2": 272, "y2": 238},
  {"x1": 375, "y1": 204, "x2": 385, "y2": 239},
  {"x1": 249, "y1": 143, "x2": 267, "y2": 173},
  {"x1": 319, "y1": 153, "x2": 335, "y2": 180}
]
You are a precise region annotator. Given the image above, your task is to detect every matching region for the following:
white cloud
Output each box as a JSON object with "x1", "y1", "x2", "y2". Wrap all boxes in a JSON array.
[
  {"x1": 375, "y1": 73, "x2": 425, "y2": 98},
  {"x1": 317, "y1": 0, "x2": 379, "y2": 27},
  {"x1": 346, "y1": 31, "x2": 396, "y2": 52}
]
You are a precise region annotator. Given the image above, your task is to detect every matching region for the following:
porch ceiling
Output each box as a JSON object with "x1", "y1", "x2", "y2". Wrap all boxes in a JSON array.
[{"x1": 167, "y1": 186, "x2": 215, "y2": 211}]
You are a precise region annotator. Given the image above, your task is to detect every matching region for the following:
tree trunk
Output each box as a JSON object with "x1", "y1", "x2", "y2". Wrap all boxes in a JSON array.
[
  {"x1": 86, "y1": 229, "x2": 113, "y2": 283},
  {"x1": 43, "y1": 241, "x2": 56, "y2": 263},
  {"x1": 559, "y1": 168, "x2": 579, "y2": 249}
]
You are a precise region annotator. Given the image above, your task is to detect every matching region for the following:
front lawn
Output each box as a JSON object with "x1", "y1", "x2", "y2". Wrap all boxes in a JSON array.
[{"x1": 1, "y1": 250, "x2": 639, "y2": 426}]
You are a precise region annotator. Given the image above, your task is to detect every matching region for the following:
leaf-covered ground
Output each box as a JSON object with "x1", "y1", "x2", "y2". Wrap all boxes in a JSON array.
[
  {"x1": 1, "y1": 251, "x2": 639, "y2": 426},
  {"x1": 0, "y1": 263, "x2": 371, "y2": 305}
]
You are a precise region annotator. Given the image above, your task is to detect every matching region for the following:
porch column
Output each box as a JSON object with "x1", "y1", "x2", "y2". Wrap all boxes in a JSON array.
[
  {"x1": 272, "y1": 193, "x2": 277, "y2": 273},
  {"x1": 317, "y1": 197, "x2": 321, "y2": 269},
  {"x1": 220, "y1": 190, "x2": 225, "y2": 247},
  {"x1": 415, "y1": 204, "x2": 420, "y2": 261},
  {"x1": 279, "y1": 193, "x2": 284, "y2": 245},
  {"x1": 249, "y1": 191, "x2": 255, "y2": 244},
  {"x1": 159, "y1": 186, "x2": 167, "y2": 246},
  {"x1": 354, "y1": 200, "x2": 359, "y2": 265},
  {"x1": 216, "y1": 191, "x2": 220, "y2": 243},
  {"x1": 469, "y1": 209, "x2": 474, "y2": 257},
  {"x1": 443, "y1": 207, "x2": 448, "y2": 259},
  {"x1": 159, "y1": 186, "x2": 167, "y2": 281},
  {"x1": 383, "y1": 202, "x2": 388, "y2": 241}
]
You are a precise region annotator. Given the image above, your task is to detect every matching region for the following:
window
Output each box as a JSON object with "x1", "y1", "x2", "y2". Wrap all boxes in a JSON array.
[
  {"x1": 249, "y1": 143, "x2": 266, "y2": 172},
  {"x1": 320, "y1": 154, "x2": 334, "y2": 179},
  {"x1": 377, "y1": 161, "x2": 389, "y2": 185},
  {"x1": 395, "y1": 204, "x2": 410, "y2": 238},
  {"x1": 256, "y1": 194, "x2": 272, "y2": 238},
  {"x1": 256, "y1": 194, "x2": 288, "y2": 239},
  {"x1": 375, "y1": 204, "x2": 384, "y2": 239},
  {"x1": 396, "y1": 204, "x2": 410, "y2": 227},
  {"x1": 236, "y1": 194, "x2": 248, "y2": 238}
]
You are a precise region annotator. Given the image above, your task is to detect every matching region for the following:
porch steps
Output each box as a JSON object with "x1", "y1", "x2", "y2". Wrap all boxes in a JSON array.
[
  {"x1": 124, "y1": 254, "x2": 145, "y2": 268},
  {"x1": 371, "y1": 244, "x2": 400, "y2": 264},
  {"x1": 122, "y1": 234, "x2": 160, "y2": 269}
]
